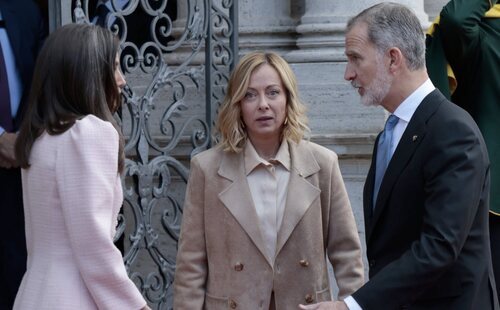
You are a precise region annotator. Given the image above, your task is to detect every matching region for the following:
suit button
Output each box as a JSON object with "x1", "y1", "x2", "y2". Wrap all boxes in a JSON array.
[
  {"x1": 299, "y1": 259, "x2": 309, "y2": 267},
  {"x1": 234, "y1": 262, "x2": 244, "y2": 271},
  {"x1": 229, "y1": 299, "x2": 237, "y2": 308},
  {"x1": 369, "y1": 260, "x2": 376, "y2": 268},
  {"x1": 305, "y1": 294, "x2": 314, "y2": 304}
]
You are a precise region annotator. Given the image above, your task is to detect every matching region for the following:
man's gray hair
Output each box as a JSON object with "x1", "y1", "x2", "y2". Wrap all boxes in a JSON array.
[{"x1": 346, "y1": 2, "x2": 425, "y2": 71}]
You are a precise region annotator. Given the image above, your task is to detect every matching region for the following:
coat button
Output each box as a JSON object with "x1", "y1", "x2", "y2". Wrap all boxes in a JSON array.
[
  {"x1": 299, "y1": 259, "x2": 309, "y2": 267},
  {"x1": 234, "y1": 262, "x2": 244, "y2": 271},
  {"x1": 229, "y1": 299, "x2": 237, "y2": 308},
  {"x1": 369, "y1": 260, "x2": 376, "y2": 268},
  {"x1": 305, "y1": 294, "x2": 314, "y2": 304}
]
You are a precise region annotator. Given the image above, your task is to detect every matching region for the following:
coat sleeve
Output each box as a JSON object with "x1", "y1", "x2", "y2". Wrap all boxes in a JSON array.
[
  {"x1": 325, "y1": 152, "x2": 365, "y2": 299},
  {"x1": 173, "y1": 156, "x2": 208, "y2": 310},
  {"x1": 56, "y1": 116, "x2": 146, "y2": 310},
  {"x1": 439, "y1": 0, "x2": 494, "y2": 66}
]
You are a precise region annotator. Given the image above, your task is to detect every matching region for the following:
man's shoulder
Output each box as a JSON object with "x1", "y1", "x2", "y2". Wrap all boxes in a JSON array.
[
  {"x1": 420, "y1": 89, "x2": 471, "y2": 122},
  {"x1": 429, "y1": 91, "x2": 476, "y2": 125},
  {"x1": 421, "y1": 91, "x2": 486, "y2": 150}
]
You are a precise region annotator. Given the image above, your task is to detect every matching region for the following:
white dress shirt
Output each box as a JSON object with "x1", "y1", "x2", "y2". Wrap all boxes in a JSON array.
[{"x1": 390, "y1": 79, "x2": 435, "y2": 156}]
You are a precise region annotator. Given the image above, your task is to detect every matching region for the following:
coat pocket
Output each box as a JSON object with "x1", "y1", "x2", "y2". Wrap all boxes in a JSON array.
[
  {"x1": 204, "y1": 292, "x2": 230, "y2": 310},
  {"x1": 315, "y1": 286, "x2": 332, "y2": 302}
]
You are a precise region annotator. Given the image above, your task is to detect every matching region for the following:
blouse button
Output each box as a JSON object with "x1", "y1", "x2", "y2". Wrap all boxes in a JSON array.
[
  {"x1": 305, "y1": 294, "x2": 314, "y2": 304},
  {"x1": 234, "y1": 262, "x2": 244, "y2": 271}
]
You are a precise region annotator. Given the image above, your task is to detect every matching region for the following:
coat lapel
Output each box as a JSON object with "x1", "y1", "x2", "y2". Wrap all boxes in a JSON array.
[
  {"x1": 217, "y1": 150, "x2": 273, "y2": 266},
  {"x1": 276, "y1": 141, "x2": 321, "y2": 256},
  {"x1": 367, "y1": 90, "x2": 443, "y2": 241}
]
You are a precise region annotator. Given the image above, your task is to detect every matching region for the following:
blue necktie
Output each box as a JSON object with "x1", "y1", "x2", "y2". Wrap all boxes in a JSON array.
[
  {"x1": 373, "y1": 114, "x2": 399, "y2": 208},
  {"x1": 0, "y1": 42, "x2": 13, "y2": 132}
]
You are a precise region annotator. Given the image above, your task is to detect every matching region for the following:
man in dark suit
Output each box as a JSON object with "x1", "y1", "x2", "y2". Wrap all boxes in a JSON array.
[
  {"x1": 0, "y1": 0, "x2": 45, "y2": 308},
  {"x1": 300, "y1": 3, "x2": 498, "y2": 310}
]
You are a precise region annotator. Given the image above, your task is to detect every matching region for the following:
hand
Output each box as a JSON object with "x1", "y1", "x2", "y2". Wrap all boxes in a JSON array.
[
  {"x1": 299, "y1": 301, "x2": 348, "y2": 310},
  {"x1": 0, "y1": 132, "x2": 19, "y2": 168}
]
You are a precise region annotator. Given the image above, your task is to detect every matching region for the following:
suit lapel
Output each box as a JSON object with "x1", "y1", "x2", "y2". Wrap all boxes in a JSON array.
[
  {"x1": 367, "y1": 90, "x2": 443, "y2": 242},
  {"x1": 217, "y1": 150, "x2": 273, "y2": 266},
  {"x1": 363, "y1": 134, "x2": 379, "y2": 239},
  {"x1": 276, "y1": 141, "x2": 321, "y2": 256}
]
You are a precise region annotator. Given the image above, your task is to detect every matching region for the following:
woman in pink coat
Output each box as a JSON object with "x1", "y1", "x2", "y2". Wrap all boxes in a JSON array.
[{"x1": 13, "y1": 24, "x2": 149, "y2": 310}]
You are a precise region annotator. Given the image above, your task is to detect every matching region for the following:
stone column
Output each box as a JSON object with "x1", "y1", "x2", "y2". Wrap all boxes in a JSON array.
[
  {"x1": 289, "y1": 0, "x2": 430, "y2": 138},
  {"x1": 288, "y1": 0, "x2": 430, "y2": 62},
  {"x1": 425, "y1": 0, "x2": 449, "y2": 23},
  {"x1": 238, "y1": 0, "x2": 297, "y2": 53}
]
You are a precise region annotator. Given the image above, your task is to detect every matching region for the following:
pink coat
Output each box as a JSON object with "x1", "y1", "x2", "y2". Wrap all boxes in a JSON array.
[{"x1": 13, "y1": 115, "x2": 146, "y2": 310}]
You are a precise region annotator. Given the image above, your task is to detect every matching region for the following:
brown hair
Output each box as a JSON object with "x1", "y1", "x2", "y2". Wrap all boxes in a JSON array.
[{"x1": 15, "y1": 23, "x2": 125, "y2": 172}]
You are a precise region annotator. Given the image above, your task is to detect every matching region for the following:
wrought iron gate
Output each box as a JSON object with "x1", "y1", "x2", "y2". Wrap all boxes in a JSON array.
[{"x1": 48, "y1": 0, "x2": 238, "y2": 308}]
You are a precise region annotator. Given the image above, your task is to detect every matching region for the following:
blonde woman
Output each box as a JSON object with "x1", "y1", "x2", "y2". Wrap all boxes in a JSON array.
[{"x1": 173, "y1": 51, "x2": 364, "y2": 309}]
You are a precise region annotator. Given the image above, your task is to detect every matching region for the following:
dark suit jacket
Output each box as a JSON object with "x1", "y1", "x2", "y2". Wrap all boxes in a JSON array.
[
  {"x1": 352, "y1": 90, "x2": 499, "y2": 310},
  {"x1": 0, "y1": 0, "x2": 45, "y2": 130}
]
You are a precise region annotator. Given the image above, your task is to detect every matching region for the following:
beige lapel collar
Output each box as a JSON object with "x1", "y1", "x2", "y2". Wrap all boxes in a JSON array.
[
  {"x1": 217, "y1": 149, "x2": 273, "y2": 266},
  {"x1": 276, "y1": 141, "x2": 321, "y2": 255}
]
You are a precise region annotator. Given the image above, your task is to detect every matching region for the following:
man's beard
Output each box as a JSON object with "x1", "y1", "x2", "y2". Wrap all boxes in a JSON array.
[{"x1": 352, "y1": 59, "x2": 392, "y2": 107}]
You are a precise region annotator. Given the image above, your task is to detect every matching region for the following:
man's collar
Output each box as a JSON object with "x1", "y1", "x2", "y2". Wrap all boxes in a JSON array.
[{"x1": 393, "y1": 79, "x2": 435, "y2": 123}]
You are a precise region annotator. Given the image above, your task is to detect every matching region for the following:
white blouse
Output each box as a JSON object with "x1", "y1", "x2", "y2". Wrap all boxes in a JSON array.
[{"x1": 244, "y1": 140, "x2": 290, "y2": 261}]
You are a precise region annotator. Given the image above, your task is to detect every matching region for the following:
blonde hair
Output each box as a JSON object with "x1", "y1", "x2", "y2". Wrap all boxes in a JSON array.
[{"x1": 214, "y1": 51, "x2": 309, "y2": 153}]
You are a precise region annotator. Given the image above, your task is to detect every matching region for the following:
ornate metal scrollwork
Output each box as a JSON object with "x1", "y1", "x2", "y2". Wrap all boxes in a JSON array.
[{"x1": 73, "y1": 0, "x2": 237, "y2": 308}]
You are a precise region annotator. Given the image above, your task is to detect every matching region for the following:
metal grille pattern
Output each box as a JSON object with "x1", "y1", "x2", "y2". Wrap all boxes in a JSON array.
[{"x1": 70, "y1": 0, "x2": 238, "y2": 308}]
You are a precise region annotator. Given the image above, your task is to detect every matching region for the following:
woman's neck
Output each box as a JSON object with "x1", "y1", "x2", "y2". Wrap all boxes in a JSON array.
[{"x1": 248, "y1": 136, "x2": 281, "y2": 161}]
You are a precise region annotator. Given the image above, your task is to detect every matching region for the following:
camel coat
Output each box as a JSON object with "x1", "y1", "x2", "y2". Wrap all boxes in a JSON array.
[{"x1": 173, "y1": 140, "x2": 364, "y2": 310}]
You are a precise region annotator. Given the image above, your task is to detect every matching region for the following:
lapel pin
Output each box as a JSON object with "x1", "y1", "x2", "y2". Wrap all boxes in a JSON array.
[{"x1": 412, "y1": 135, "x2": 418, "y2": 142}]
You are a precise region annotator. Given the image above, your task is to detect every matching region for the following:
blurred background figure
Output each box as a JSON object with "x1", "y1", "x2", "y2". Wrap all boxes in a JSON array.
[
  {"x1": 0, "y1": 0, "x2": 45, "y2": 308},
  {"x1": 425, "y1": 0, "x2": 500, "y2": 302}
]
